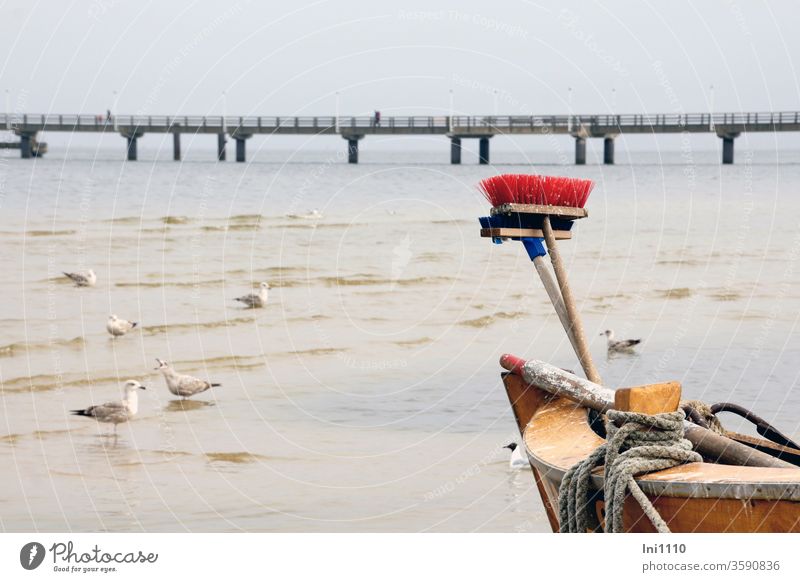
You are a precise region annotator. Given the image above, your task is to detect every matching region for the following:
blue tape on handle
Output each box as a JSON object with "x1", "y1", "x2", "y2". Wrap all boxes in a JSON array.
[{"x1": 521, "y1": 237, "x2": 547, "y2": 262}]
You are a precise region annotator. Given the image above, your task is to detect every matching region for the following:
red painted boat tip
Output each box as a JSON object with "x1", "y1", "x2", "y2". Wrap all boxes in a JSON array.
[{"x1": 499, "y1": 353, "x2": 526, "y2": 374}]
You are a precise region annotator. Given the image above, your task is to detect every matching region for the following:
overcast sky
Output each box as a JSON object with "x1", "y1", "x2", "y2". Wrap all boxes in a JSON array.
[{"x1": 2, "y1": 0, "x2": 798, "y2": 151}]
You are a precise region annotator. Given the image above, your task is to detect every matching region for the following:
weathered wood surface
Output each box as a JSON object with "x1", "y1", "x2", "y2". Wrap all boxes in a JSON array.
[{"x1": 614, "y1": 381, "x2": 682, "y2": 415}]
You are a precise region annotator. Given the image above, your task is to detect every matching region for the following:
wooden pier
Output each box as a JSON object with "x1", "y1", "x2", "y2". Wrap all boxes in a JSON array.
[{"x1": 3, "y1": 111, "x2": 799, "y2": 164}]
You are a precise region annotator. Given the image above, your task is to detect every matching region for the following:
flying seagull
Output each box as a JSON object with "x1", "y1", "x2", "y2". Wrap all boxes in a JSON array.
[
  {"x1": 154, "y1": 358, "x2": 221, "y2": 399},
  {"x1": 106, "y1": 314, "x2": 138, "y2": 337},
  {"x1": 601, "y1": 329, "x2": 642, "y2": 354},
  {"x1": 234, "y1": 282, "x2": 270, "y2": 309},
  {"x1": 70, "y1": 380, "x2": 146, "y2": 434},
  {"x1": 63, "y1": 269, "x2": 96, "y2": 287}
]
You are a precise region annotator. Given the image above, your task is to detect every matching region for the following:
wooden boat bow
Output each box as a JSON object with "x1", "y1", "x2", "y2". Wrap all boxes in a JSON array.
[{"x1": 503, "y1": 371, "x2": 800, "y2": 532}]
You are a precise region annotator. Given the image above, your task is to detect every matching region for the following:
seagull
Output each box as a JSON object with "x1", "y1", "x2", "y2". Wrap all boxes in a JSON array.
[
  {"x1": 601, "y1": 329, "x2": 642, "y2": 353},
  {"x1": 63, "y1": 269, "x2": 96, "y2": 287},
  {"x1": 106, "y1": 314, "x2": 138, "y2": 337},
  {"x1": 70, "y1": 379, "x2": 146, "y2": 434},
  {"x1": 154, "y1": 358, "x2": 221, "y2": 399},
  {"x1": 234, "y1": 282, "x2": 270, "y2": 309},
  {"x1": 504, "y1": 442, "x2": 529, "y2": 470},
  {"x1": 286, "y1": 209, "x2": 322, "y2": 220}
]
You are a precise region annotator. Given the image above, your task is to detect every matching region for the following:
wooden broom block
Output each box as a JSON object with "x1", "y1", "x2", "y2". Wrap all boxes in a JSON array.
[
  {"x1": 614, "y1": 382, "x2": 682, "y2": 415},
  {"x1": 490, "y1": 203, "x2": 589, "y2": 220},
  {"x1": 480, "y1": 228, "x2": 572, "y2": 239}
]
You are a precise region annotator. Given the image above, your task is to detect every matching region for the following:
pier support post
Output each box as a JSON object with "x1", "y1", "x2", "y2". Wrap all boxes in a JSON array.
[
  {"x1": 19, "y1": 133, "x2": 32, "y2": 159},
  {"x1": 479, "y1": 137, "x2": 490, "y2": 164},
  {"x1": 217, "y1": 133, "x2": 227, "y2": 161},
  {"x1": 722, "y1": 136, "x2": 735, "y2": 164},
  {"x1": 126, "y1": 135, "x2": 138, "y2": 161},
  {"x1": 344, "y1": 135, "x2": 362, "y2": 164},
  {"x1": 234, "y1": 135, "x2": 251, "y2": 162},
  {"x1": 120, "y1": 131, "x2": 143, "y2": 161},
  {"x1": 603, "y1": 136, "x2": 615, "y2": 165},
  {"x1": 173, "y1": 132, "x2": 181, "y2": 161},
  {"x1": 450, "y1": 136, "x2": 462, "y2": 164},
  {"x1": 575, "y1": 137, "x2": 586, "y2": 165}
]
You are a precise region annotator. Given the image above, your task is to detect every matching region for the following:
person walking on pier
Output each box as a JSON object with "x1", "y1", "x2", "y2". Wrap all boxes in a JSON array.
[{"x1": 374, "y1": 110, "x2": 381, "y2": 127}]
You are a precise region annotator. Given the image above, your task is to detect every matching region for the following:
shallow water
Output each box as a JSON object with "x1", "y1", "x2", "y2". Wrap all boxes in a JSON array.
[{"x1": 1, "y1": 146, "x2": 799, "y2": 531}]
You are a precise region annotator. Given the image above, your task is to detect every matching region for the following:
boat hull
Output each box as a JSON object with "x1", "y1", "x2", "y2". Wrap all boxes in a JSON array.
[{"x1": 503, "y1": 371, "x2": 800, "y2": 533}]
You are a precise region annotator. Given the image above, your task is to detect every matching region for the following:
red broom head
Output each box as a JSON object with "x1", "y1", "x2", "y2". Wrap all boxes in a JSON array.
[{"x1": 478, "y1": 174, "x2": 595, "y2": 208}]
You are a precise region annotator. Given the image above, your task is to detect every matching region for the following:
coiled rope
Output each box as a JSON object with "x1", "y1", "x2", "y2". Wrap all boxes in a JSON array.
[{"x1": 558, "y1": 409, "x2": 702, "y2": 533}]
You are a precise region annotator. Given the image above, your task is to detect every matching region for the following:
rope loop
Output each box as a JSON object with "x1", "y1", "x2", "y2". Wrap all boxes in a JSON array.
[{"x1": 558, "y1": 409, "x2": 702, "y2": 533}]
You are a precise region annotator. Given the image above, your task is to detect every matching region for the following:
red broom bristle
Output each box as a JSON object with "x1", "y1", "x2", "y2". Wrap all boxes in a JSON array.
[{"x1": 478, "y1": 174, "x2": 595, "y2": 208}]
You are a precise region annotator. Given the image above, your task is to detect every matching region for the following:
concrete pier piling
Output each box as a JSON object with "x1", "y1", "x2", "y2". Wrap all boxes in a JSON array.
[
  {"x1": 173, "y1": 132, "x2": 181, "y2": 161},
  {"x1": 721, "y1": 134, "x2": 737, "y2": 164},
  {"x1": 19, "y1": 133, "x2": 32, "y2": 159},
  {"x1": 217, "y1": 133, "x2": 226, "y2": 161},
  {"x1": 234, "y1": 135, "x2": 251, "y2": 162},
  {"x1": 479, "y1": 137, "x2": 490, "y2": 164},
  {"x1": 125, "y1": 135, "x2": 138, "y2": 161},
  {"x1": 450, "y1": 137, "x2": 462, "y2": 164},
  {"x1": 575, "y1": 137, "x2": 586, "y2": 165},
  {"x1": 345, "y1": 136, "x2": 362, "y2": 164},
  {"x1": 603, "y1": 136, "x2": 615, "y2": 164}
]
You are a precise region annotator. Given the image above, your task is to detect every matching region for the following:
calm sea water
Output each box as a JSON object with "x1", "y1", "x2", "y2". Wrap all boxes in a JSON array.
[{"x1": 1, "y1": 144, "x2": 799, "y2": 532}]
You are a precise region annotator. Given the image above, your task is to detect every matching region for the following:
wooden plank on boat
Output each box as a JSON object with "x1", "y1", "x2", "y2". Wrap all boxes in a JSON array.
[
  {"x1": 480, "y1": 227, "x2": 572, "y2": 240},
  {"x1": 623, "y1": 495, "x2": 800, "y2": 533},
  {"x1": 491, "y1": 203, "x2": 588, "y2": 219},
  {"x1": 614, "y1": 381, "x2": 681, "y2": 415},
  {"x1": 722, "y1": 431, "x2": 800, "y2": 467},
  {"x1": 502, "y1": 371, "x2": 550, "y2": 433}
]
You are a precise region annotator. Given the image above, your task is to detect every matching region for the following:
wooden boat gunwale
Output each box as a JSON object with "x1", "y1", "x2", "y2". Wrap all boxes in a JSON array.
[{"x1": 507, "y1": 372, "x2": 800, "y2": 502}]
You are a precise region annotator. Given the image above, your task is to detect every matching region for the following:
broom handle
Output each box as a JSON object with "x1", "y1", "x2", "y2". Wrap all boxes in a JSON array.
[
  {"x1": 532, "y1": 256, "x2": 583, "y2": 361},
  {"x1": 541, "y1": 216, "x2": 602, "y2": 385}
]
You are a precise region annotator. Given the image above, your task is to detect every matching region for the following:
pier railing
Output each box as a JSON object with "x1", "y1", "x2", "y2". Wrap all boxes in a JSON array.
[
  {"x1": 1, "y1": 114, "x2": 452, "y2": 131},
  {"x1": 4, "y1": 112, "x2": 800, "y2": 133},
  {"x1": 5, "y1": 111, "x2": 800, "y2": 164}
]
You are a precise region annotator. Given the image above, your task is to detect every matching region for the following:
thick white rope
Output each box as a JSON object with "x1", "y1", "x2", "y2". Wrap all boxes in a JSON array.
[{"x1": 558, "y1": 409, "x2": 702, "y2": 533}]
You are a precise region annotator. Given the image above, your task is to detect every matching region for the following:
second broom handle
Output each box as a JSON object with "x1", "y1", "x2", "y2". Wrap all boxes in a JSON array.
[
  {"x1": 533, "y1": 255, "x2": 583, "y2": 364},
  {"x1": 541, "y1": 216, "x2": 602, "y2": 385}
]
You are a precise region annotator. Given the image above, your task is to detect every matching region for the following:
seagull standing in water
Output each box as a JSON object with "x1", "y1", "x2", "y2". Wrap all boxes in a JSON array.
[
  {"x1": 503, "y1": 442, "x2": 529, "y2": 470},
  {"x1": 234, "y1": 282, "x2": 270, "y2": 309},
  {"x1": 70, "y1": 380, "x2": 146, "y2": 435},
  {"x1": 63, "y1": 269, "x2": 96, "y2": 287},
  {"x1": 154, "y1": 359, "x2": 221, "y2": 399},
  {"x1": 601, "y1": 329, "x2": 642, "y2": 354},
  {"x1": 106, "y1": 314, "x2": 138, "y2": 338}
]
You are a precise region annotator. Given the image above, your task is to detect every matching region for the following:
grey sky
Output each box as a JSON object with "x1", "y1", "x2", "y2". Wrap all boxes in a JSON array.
[{"x1": 2, "y1": 0, "x2": 798, "y2": 152}]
